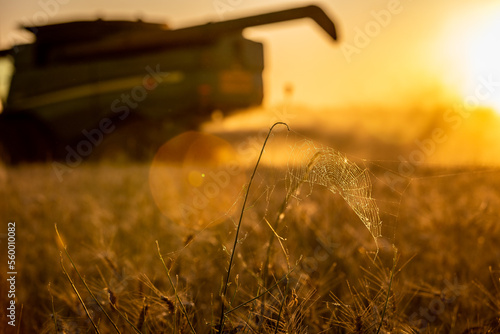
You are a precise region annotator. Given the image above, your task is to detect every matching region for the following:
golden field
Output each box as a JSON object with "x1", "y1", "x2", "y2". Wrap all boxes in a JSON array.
[{"x1": 1, "y1": 109, "x2": 500, "y2": 333}]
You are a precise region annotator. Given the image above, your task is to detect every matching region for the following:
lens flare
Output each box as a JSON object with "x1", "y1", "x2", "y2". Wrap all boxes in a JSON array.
[{"x1": 149, "y1": 131, "x2": 244, "y2": 229}]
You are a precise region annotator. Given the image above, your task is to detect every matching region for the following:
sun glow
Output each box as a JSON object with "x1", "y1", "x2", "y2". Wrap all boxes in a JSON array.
[{"x1": 445, "y1": 6, "x2": 500, "y2": 113}]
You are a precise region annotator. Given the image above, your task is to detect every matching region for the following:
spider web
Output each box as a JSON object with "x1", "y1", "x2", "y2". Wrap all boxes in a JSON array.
[
  {"x1": 286, "y1": 138, "x2": 382, "y2": 245},
  {"x1": 226, "y1": 127, "x2": 406, "y2": 253},
  {"x1": 146, "y1": 120, "x2": 500, "y2": 331},
  {"x1": 150, "y1": 123, "x2": 468, "y2": 253}
]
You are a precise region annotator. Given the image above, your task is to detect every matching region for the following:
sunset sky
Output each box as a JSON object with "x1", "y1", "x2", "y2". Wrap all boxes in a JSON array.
[{"x1": 0, "y1": 0, "x2": 499, "y2": 111}]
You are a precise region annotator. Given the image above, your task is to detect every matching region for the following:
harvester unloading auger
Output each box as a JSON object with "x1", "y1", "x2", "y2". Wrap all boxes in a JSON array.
[{"x1": 0, "y1": 5, "x2": 338, "y2": 163}]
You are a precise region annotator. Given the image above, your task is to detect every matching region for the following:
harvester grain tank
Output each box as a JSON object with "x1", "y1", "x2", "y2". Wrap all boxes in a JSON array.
[{"x1": 0, "y1": 5, "x2": 338, "y2": 163}]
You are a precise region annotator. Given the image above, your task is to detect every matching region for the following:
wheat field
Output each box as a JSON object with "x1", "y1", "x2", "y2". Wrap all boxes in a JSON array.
[{"x1": 1, "y1": 121, "x2": 500, "y2": 334}]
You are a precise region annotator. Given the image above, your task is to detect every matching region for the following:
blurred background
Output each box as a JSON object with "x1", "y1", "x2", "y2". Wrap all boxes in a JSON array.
[
  {"x1": 0, "y1": 0, "x2": 499, "y2": 165},
  {"x1": 1, "y1": 3, "x2": 500, "y2": 332}
]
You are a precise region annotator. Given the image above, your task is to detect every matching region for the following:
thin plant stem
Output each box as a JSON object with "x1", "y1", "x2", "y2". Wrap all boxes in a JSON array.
[
  {"x1": 59, "y1": 253, "x2": 101, "y2": 334},
  {"x1": 224, "y1": 265, "x2": 297, "y2": 316},
  {"x1": 376, "y1": 246, "x2": 398, "y2": 334},
  {"x1": 48, "y1": 283, "x2": 59, "y2": 332},
  {"x1": 110, "y1": 303, "x2": 143, "y2": 334},
  {"x1": 218, "y1": 122, "x2": 290, "y2": 332},
  {"x1": 274, "y1": 275, "x2": 289, "y2": 334},
  {"x1": 55, "y1": 224, "x2": 121, "y2": 334},
  {"x1": 156, "y1": 240, "x2": 196, "y2": 334},
  {"x1": 260, "y1": 151, "x2": 321, "y2": 322}
]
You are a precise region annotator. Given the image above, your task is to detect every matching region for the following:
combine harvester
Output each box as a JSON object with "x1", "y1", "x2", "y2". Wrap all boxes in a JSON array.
[{"x1": 0, "y1": 5, "x2": 338, "y2": 163}]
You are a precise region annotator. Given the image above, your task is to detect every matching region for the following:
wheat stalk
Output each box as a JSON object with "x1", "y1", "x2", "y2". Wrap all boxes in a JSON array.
[{"x1": 218, "y1": 122, "x2": 290, "y2": 332}]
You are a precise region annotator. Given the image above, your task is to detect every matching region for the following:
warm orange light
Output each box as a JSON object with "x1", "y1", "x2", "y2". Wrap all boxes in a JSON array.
[
  {"x1": 444, "y1": 6, "x2": 500, "y2": 113},
  {"x1": 148, "y1": 131, "x2": 244, "y2": 230},
  {"x1": 465, "y1": 19, "x2": 500, "y2": 112}
]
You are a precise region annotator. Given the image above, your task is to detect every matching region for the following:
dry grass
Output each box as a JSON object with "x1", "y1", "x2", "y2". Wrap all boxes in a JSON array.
[{"x1": 1, "y1": 132, "x2": 500, "y2": 333}]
